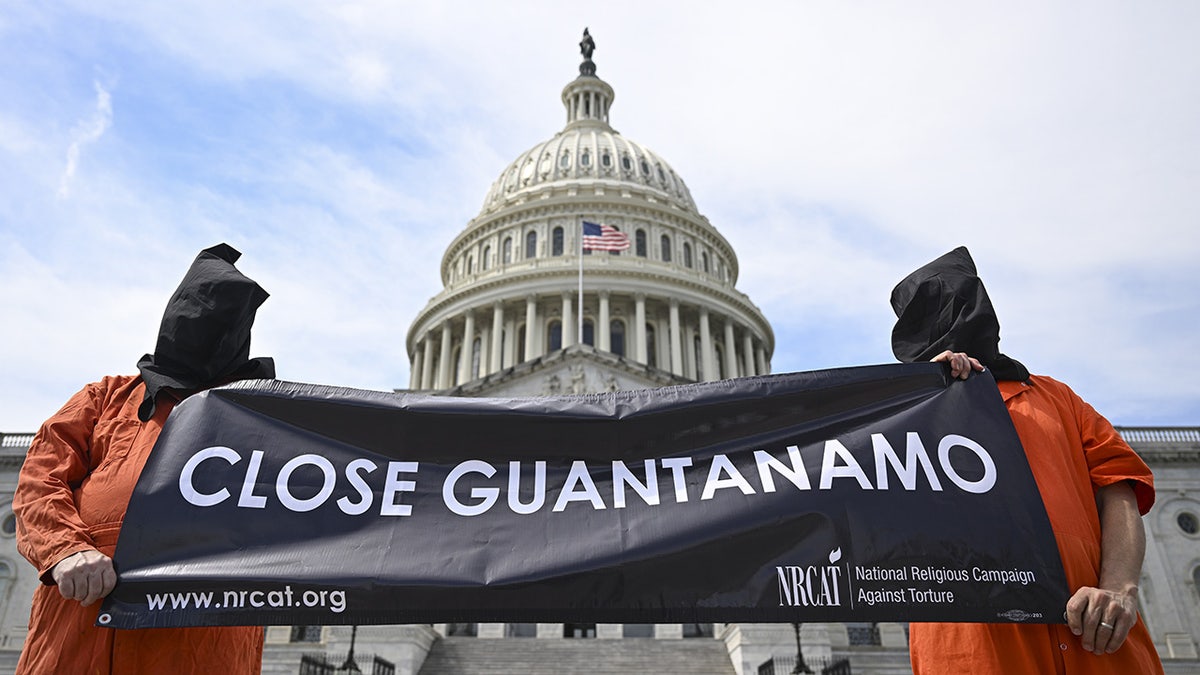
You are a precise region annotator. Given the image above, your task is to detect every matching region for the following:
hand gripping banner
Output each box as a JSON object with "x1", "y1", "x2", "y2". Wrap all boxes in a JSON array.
[{"x1": 99, "y1": 364, "x2": 1068, "y2": 628}]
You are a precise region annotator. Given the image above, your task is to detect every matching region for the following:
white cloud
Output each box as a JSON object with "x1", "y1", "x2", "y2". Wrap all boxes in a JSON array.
[{"x1": 57, "y1": 80, "x2": 113, "y2": 199}]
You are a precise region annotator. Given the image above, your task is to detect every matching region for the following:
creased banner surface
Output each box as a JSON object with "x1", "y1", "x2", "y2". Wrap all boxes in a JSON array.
[{"x1": 100, "y1": 364, "x2": 1068, "y2": 628}]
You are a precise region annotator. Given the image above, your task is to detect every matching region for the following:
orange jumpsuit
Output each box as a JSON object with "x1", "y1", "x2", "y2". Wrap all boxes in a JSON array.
[
  {"x1": 14, "y1": 375, "x2": 263, "y2": 674},
  {"x1": 909, "y1": 375, "x2": 1163, "y2": 674}
]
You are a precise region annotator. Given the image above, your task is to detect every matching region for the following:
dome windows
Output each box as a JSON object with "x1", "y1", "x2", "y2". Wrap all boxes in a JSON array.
[
  {"x1": 660, "y1": 234, "x2": 672, "y2": 262},
  {"x1": 635, "y1": 229, "x2": 647, "y2": 258},
  {"x1": 552, "y1": 227, "x2": 565, "y2": 256},
  {"x1": 525, "y1": 231, "x2": 538, "y2": 259},
  {"x1": 580, "y1": 149, "x2": 591, "y2": 168},
  {"x1": 559, "y1": 152, "x2": 571, "y2": 169},
  {"x1": 683, "y1": 243, "x2": 693, "y2": 269},
  {"x1": 601, "y1": 150, "x2": 612, "y2": 169},
  {"x1": 640, "y1": 159, "x2": 651, "y2": 176},
  {"x1": 621, "y1": 154, "x2": 632, "y2": 172}
]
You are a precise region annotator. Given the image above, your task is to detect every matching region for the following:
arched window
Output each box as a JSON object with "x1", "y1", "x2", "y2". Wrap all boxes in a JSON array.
[
  {"x1": 635, "y1": 229, "x2": 647, "y2": 257},
  {"x1": 482, "y1": 245, "x2": 491, "y2": 271},
  {"x1": 702, "y1": 251, "x2": 709, "y2": 273},
  {"x1": 552, "y1": 227, "x2": 564, "y2": 256},
  {"x1": 601, "y1": 151, "x2": 612, "y2": 168},
  {"x1": 525, "y1": 231, "x2": 538, "y2": 259},
  {"x1": 466, "y1": 256, "x2": 474, "y2": 275},
  {"x1": 548, "y1": 321, "x2": 563, "y2": 352},
  {"x1": 559, "y1": 152, "x2": 571, "y2": 169},
  {"x1": 471, "y1": 338, "x2": 482, "y2": 379},
  {"x1": 610, "y1": 320, "x2": 626, "y2": 357},
  {"x1": 580, "y1": 149, "x2": 591, "y2": 167},
  {"x1": 683, "y1": 243, "x2": 693, "y2": 268},
  {"x1": 503, "y1": 237, "x2": 513, "y2": 264},
  {"x1": 583, "y1": 319, "x2": 595, "y2": 346},
  {"x1": 621, "y1": 154, "x2": 632, "y2": 172},
  {"x1": 645, "y1": 324, "x2": 657, "y2": 368},
  {"x1": 660, "y1": 235, "x2": 672, "y2": 263}
]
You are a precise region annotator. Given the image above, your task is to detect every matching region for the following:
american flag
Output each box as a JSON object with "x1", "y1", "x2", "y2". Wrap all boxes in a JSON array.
[{"x1": 581, "y1": 221, "x2": 631, "y2": 251}]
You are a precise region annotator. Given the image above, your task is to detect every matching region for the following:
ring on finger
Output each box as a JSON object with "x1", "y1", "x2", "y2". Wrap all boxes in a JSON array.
[{"x1": 1099, "y1": 621, "x2": 1115, "y2": 630}]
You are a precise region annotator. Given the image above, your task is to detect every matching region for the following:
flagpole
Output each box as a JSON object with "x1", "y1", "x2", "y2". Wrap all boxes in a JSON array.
[{"x1": 578, "y1": 218, "x2": 584, "y2": 347}]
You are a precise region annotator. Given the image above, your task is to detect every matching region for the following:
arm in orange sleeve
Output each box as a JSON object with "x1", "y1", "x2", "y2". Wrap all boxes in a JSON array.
[
  {"x1": 1067, "y1": 382, "x2": 1155, "y2": 513},
  {"x1": 13, "y1": 381, "x2": 105, "y2": 583}
]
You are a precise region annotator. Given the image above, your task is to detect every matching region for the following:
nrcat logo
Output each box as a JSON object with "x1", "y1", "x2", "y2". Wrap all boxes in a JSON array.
[{"x1": 777, "y1": 547, "x2": 845, "y2": 607}]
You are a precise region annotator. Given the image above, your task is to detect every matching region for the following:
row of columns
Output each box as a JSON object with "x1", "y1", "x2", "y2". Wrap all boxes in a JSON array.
[{"x1": 410, "y1": 293, "x2": 769, "y2": 391}]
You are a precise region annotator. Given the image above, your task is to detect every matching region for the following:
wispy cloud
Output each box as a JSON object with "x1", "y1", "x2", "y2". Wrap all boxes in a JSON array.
[{"x1": 57, "y1": 80, "x2": 112, "y2": 199}]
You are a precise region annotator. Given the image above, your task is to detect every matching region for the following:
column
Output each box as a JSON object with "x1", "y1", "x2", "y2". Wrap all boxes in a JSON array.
[
  {"x1": 699, "y1": 307, "x2": 715, "y2": 382},
  {"x1": 683, "y1": 324, "x2": 697, "y2": 380},
  {"x1": 503, "y1": 316, "x2": 517, "y2": 368},
  {"x1": 723, "y1": 319, "x2": 737, "y2": 379},
  {"x1": 409, "y1": 344, "x2": 423, "y2": 390},
  {"x1": 634, "y1": 293, "x2": 647, "y2": 363},
  {"x1": 458, "y1": 311, "x2": 475, "y2": 384},
  {"x1": 742, "y1": 332, "x2": 756, "y2": 377},
  {"x1": 598, "y1": 291, "x2": 611, "y2": 352},
  {"x1": 490, "y1": 301, "x2": 504, "y2": 375},
  {"x1": 479, "y1": 324, "x2": 491, "y2": 375},
  {"x1": 421, "y1": 335, "x2": 435, "y2": 390},
  {"x1": 561, "y1": 292, "x2": 574, "y2": 347},
  {"x1": 524, "y1": 295, "x2": 538, "y2": 361},
  {"x1": 756, "y1": 346, "x2": 768, "y2": 375},
  {"x1": 656, "y1": 316, "x2": 670, "y2": 369},
  {"x1": 668, "y1": 298, "x2": 683, "y2": 375},
  {"x1": 437, "y1": 321, "x2": 453, "y2": 390}
]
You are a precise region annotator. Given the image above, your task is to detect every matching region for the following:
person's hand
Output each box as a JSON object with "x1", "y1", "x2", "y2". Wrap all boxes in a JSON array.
[
  {"x1": 1066, "y1": 584, "x2": 1139, "y2": 655},
  {"x1": 50, "y1": 549, "x2": 116, "y2": 606},
  {"x1": 930, "y1": 350, "x2": 983, "y2": 380}
]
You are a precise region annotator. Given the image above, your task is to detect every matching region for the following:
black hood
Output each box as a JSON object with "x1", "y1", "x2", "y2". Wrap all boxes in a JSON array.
[
  {"x1": 889, "y1": 246, "x2": 1029, "y2": 382},
  {"x1": 137, "y1": 243, "x2": 275, "y2": 421}
]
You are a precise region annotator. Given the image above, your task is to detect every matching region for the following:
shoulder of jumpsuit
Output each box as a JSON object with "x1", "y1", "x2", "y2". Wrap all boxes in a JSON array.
[{"x1": 996, "y1": 375, "x2": 1036, "y2": 403}]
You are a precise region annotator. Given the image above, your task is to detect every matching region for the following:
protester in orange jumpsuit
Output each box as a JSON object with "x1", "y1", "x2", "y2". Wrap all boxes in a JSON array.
[
  {"x1": 891, "y1": 247, "x2": 1163, "y2": 674},
  {"x1": 14, "y1": 244, "x2": 274, "y2": 674}
]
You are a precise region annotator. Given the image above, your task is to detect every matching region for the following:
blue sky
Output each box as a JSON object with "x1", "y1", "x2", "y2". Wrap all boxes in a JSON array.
[{"x1": 2, "y1": 2, "x2": 1198, "y2": 431}]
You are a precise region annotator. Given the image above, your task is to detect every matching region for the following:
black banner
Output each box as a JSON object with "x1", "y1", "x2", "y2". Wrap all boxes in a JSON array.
[{"x1": 99, "y1": 364, "x2": 1068, "y2": 628}]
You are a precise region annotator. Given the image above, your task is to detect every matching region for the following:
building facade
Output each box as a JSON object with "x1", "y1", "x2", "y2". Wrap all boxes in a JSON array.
[{"x1": 0, "y1": 33, "x2": 1198, "y2": 675}]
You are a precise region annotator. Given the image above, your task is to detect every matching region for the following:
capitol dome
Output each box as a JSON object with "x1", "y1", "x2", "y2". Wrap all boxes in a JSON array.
[{"x1": 406, "y1": 34, "x2": 773, "y2": 395}]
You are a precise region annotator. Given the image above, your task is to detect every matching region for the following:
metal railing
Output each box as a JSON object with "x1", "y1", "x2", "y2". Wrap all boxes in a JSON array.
[
  {"x1": 758, "y1": 655, "x2": 851, "y2": 675},
  {"x1": 299, "y1": 652, "x2": 394, "y2": 675}
]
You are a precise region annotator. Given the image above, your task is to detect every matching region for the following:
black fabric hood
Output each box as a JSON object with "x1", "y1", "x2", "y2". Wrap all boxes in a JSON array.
[
  {"x1": 137, "y1": 243, "x2": 275, "y2": 421},
  {"x1": 889, "y1": 246, "x2": 1029, "y2": 382}
]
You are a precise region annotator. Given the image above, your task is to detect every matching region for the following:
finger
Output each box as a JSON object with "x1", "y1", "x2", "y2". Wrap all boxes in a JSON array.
[
  {"x1": 1065, "y1": 592, "x2": 1087, "y2": 635},
  {"x1": 81, "y1": 569, "x2": 105, "y2": 607},
  {"x1": 100, "y1": 564, "x2": 118, "y2": 599},
  {"x1": 1107, "y1": 617, "x2": 1132, "y2": 654},
  {"x1": 57, "y1": 574, "x2": 78, "y2": 602},
  {"x1": 1094, "y1": 619, "x2": 1116, "y2": 655}
]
